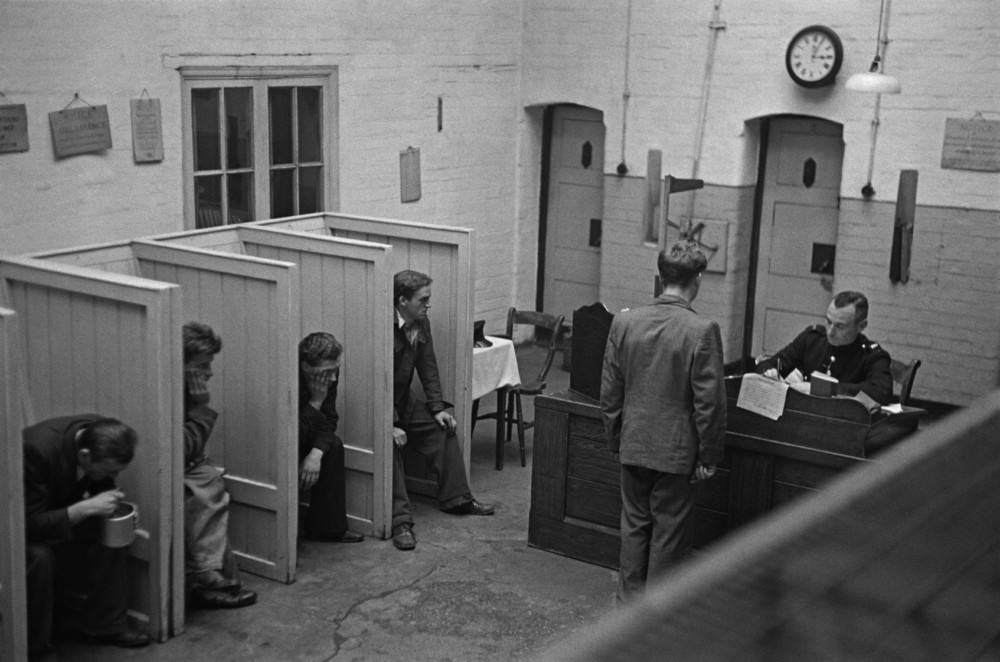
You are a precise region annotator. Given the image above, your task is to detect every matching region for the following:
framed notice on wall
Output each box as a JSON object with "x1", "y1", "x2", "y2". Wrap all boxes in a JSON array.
[
  {"x1": 0, "y1": 104, "x2": 30, "y2": 153},
  {"x1": 49, "y1": 105, "x2": 112, "y2": 159},
  {"x1": 130, "y1": 98, "x2": 164, "y2": 163},
  {"x1": 941, "y1": 117, "x2": 1000, "y2": 172}
]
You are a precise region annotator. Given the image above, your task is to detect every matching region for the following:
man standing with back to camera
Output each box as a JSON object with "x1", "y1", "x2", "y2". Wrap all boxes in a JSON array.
[{"x1": 601, "y1": 241, "x2": 727, "y2": 604}]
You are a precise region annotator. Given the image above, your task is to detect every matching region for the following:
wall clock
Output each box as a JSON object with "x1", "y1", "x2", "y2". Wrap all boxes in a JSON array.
[{"x1": 785, "y1": 25, "x2": 843, "y2": 88}]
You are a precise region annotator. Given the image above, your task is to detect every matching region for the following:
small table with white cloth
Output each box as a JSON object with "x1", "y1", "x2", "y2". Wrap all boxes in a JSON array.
[{"x1": 471, "y1": 335, "x2": 522, "y2": 469}]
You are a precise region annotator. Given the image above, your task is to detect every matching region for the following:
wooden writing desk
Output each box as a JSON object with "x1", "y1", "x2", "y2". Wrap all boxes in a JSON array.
[{"x1": 528, "y1": 376, "x2": 925, "y2": 569}]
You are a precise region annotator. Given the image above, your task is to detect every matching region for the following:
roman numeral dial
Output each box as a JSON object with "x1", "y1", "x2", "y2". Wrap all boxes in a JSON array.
[{"x1": 785, "y1": 25, "x2": 844, "y2": 88}]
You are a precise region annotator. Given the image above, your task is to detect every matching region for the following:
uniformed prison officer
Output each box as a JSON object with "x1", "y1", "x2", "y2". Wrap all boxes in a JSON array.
[{"x1": 756, "y1": 291, "x2": 894, "y2": 405}]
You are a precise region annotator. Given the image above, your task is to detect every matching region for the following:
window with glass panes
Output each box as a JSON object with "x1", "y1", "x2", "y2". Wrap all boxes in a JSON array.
[{"x1": 181, "y1": 67, "x2": 336, "y2": 229}]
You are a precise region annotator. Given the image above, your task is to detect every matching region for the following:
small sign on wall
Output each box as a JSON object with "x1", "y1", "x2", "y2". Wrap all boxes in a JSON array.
[
  {"x1": 0, "y1": 104, "x2": 30, "y2": 153},
  {"x1": 130, "y1": 98, "x2": 164, "y2": 163},
  {"x1": 400, "y1": 147, "x2": 421, "y2": 203},
  {"x1": 49, "y1": 105, "x2": 112, "y2": 158},
  {"x1": 941, "y1": 117, "x2": 1000, "y2": 172}
]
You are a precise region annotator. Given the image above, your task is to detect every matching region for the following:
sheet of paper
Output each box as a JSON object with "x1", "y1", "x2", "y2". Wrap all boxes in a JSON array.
[
  {"x1": 783, "y1": 368, "x2": 804, "y2": 384},
  {"x1": 737, "y1": 373, "x2": 789, "y2": 420}
]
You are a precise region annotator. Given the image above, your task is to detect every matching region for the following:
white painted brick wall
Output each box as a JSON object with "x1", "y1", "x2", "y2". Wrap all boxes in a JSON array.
[
  {"x1": 2, "y1": 0, "x2": 997, "y2": 403},
  {"x1": 0, "y1": 0, "x2": 522, "y2": 333}
]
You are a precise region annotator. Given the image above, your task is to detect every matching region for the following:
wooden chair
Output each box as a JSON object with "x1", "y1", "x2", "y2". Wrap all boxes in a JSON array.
[
  {"x1": 890, "y1": 358, "x2": 921, "y2": 406},
  {"x1": 474, "y1": 308, "x2": 564, "y2": 467}
]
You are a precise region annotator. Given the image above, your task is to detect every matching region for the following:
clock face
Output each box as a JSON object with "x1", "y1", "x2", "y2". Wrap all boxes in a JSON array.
[{"x1": 786, "y1": 25, "x2": 843, "y2": 88}]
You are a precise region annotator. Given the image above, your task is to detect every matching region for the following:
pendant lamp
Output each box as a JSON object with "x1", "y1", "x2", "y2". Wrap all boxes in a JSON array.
[{"x1": 846, "y1": 0, "x2": 901, "y2": 94}]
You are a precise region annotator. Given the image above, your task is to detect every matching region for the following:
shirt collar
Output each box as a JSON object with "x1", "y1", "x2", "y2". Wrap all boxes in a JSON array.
[{"x1": 395, "y1": 308, "x2": 422, "y2": 345}]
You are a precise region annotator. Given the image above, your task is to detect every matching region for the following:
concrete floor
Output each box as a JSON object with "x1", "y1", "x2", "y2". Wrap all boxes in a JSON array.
[{"x1": 56, "y1": 346, "x2": 618, "y2": 662}]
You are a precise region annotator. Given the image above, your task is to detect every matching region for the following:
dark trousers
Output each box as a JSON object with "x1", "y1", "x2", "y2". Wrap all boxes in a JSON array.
[
  {"x1": 392, "y1": 406, "x2": 472, "y2": 528},
  {"x1": 617, "y1": 464, "x2": 696, "y2": 604},
  {"x1": 26, "y1": 536, "x2": 129, "y2": 659},
  {"x1": 301, "y1": 437, "x2": 348, "y2": 537}
]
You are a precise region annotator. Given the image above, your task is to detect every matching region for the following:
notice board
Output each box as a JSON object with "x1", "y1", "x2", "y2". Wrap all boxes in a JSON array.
[
  {"x1": 941, "y1": 118, "x2": 1000, "y2": 172},
  {"x1": 49, "y1": 105, "x2": 112, "y2": 158},
  {"x1": 0, "y1": 104, "x2": 29, "y2": 154},
  {"x1": 130, "y1": 98, "x2": 164, "y2": 163}
]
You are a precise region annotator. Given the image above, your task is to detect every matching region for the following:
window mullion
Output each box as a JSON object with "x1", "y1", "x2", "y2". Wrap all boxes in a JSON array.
[
  {"x1": 218, "y1": 87, "x2": 230, "y2": 224},
  {"x1": 254, "y1": 81, "x2": 270, "y2": 222},
  {"x1": 292, "y1": 87, "x2": 300, "y2": 215}
]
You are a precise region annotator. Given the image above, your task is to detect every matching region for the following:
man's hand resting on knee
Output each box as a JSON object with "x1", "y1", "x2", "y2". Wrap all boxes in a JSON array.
[{"x1": 433, "y1": 411, "x2": 457, "y2": 433}]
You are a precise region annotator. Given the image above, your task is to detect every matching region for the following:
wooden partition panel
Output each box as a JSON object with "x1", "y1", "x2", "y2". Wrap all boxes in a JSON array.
[
  {"x1": 255, "y1": 213, "x2": 475, "y2": 488},
  {"x1": 35, "y1": 241, "x2": 301, "y2": 583},
  {"x1": 128, "y1": 241, "x2": 300, "y2": 583},
  {"x1": 0, "y1": 257, "x2": 182, "y2": 641},
  {"x1": 0, "y1": 308, "x2": 28, "y2": 661},
  {"x1": 151, "y1": 225, "x2": 395, "y2": 538}
]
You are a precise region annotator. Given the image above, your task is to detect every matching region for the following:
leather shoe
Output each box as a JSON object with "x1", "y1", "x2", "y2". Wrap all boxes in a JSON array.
[
  {"x1": 189, "y1": 569, "x2": 242, "y2": 593},
  {"x1": 392, "y1": 523, "x2": 416, "y2": 551},
  {"x1": 306, "y1": 530, "x2": 365, "y2": 543},
  {"x1": 82, "y1": 629, "x2": 151, "y2": 648},
  {"x1": 190, "y1": 587, "x2": 258, "y2": 609},
  {"x1": 445, "y1": 499, "x2": 495, "y2": 516}
]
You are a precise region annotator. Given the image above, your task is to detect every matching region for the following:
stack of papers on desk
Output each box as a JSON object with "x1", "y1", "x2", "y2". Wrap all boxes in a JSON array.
[{"x1": 737, "y1": 373, "x2": 788, "y2": 420}]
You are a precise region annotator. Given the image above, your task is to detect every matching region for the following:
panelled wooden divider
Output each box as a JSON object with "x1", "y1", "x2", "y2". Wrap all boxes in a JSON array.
[
  {"x1": 0, "y1": 307, "x2": 29, "y2": 661},
  {"x1": 1, "y1": 211, "x2": 474, "y2": 647},
  {"x1": 0, "y1": 257, "x2": 182, "y2": 641},
  {"x1": 35, "y1": 241, "x2": 302, "y2": 585},
  {"x1": 254, "y1": 213, "x2": 475, "y2": 493},
  {"x1": 150, "y1": 225, "x2": 395, "y2": 538}
]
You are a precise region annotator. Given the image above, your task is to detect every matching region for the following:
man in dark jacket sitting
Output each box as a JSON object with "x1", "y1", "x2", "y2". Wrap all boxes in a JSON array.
[
  {"x1": 389, "y1": 270, "x2": 494, "y2": 551},
  {"x1": 756, "y1": 290, "x2": 893, "y2": 404},
  {"x1": 24, "y1": 415, "x2": 150, "y2": 659}
]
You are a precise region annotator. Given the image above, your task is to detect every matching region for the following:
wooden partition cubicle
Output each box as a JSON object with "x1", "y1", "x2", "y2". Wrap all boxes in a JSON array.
[
  {"x1": 254, "y1": 213, "x2": 475, "y2": 494},
  {"x1": 0, "y1": 258, "x2": 183, "y2": 641},
  {"x1": 149, "y1": 224, "x2": 395, "y2": 538},
  {"x1": 0, "y1": 308, "x2": 29, "y2": 660},
  {"x1": 542, "y1": 392, "x2": 1000, "y2": 662},
  {"x1": 34, "y1": 240, "x2": 301, "y2": 585}
]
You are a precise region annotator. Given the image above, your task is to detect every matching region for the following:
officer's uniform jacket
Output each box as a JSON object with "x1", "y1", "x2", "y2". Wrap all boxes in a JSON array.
[{"x1": 757, "y1": 325, "x2": 893, "y2": 404}]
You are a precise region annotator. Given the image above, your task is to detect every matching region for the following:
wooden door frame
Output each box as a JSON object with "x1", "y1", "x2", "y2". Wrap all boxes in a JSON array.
[
  {"x1": 536, "y1": 105, "x2": 554, "y2": 312},
  {"x1": 741, "y1": 114, "x2": 844, "y2": 364},
  {"x1": 536, "y1": 103, "x2": 605, "y2": 314}
]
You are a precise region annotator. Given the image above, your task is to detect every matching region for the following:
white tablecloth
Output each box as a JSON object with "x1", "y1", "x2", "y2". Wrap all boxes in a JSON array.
[{"x1": 472, "y1": 336, "x2": 521, "y2": 400}]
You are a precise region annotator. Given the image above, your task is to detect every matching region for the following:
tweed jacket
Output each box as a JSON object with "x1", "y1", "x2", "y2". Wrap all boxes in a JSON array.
[{"x1": 601, "y1": 294, "x2": 727, "y2": 474}]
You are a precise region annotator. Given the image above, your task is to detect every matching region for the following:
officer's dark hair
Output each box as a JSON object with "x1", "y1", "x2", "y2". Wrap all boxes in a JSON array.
[
  {"x1": 833, "y1": 291, "x2": 869, "y2": 323},
  {"x1": 299, "y1": 332, "x2": 343, "y2": 367},
  {"x1": 79, "y1": 418, "x2": 137, "y2": 464},
  {"x1": 183, "y1": 321, "x2": 222, "y2": 362},
  {"x1": 657, "y1": 241, "x2": 708, "y2": 288},
  {"x1": 394, "y1": 270, "x2": 433, "y2": 303}
]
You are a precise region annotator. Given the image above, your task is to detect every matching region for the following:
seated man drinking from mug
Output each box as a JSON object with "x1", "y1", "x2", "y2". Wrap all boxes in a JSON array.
[{"x1": 23, "y1": 415, "x2": 150, "y2": 659}]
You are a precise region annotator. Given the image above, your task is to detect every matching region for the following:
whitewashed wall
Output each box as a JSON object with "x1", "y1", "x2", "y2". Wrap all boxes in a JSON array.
[
  {"x1": 520, "y1": 0, "x2": 1000, "y2": 405},
  {"x1": 1, "y1": 0, "x2": 997, "y2": 404},
  {"x1": 0, "y1": 0, "x2": 521, "y2": 330}
]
